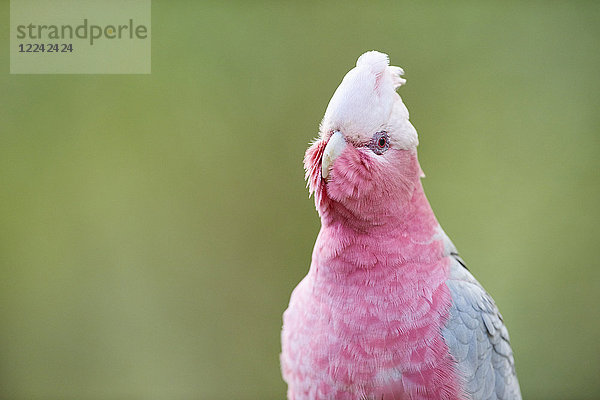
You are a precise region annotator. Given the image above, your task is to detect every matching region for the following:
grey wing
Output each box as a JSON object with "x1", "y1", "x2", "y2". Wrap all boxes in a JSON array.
[{"x1": 440, "y1": 232, "x2": 522, "y2": 400}]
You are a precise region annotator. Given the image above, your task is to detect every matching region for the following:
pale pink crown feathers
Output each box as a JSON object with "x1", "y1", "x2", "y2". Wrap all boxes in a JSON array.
[{"x1": 320, "y1": 51, "x2": 418, "y2": 150}]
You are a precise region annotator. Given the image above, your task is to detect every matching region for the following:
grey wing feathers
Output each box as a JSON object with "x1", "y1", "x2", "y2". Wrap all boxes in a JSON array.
[{"x1": 440, "y1": 232, "x2": 522, "y2": 400}]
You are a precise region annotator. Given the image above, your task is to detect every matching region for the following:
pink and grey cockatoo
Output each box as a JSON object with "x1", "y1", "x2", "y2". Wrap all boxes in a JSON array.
[{"x1": 280, "y1": 51, "x2": 521, "y2": 400}]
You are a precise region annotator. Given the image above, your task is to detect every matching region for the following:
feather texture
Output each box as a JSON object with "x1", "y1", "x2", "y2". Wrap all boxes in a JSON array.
[
  {"x1": 442, "y1": 235, "x2": 522, "y2": 400},
  {"x1": 281, "y1": 51, "x2": 520, "y2": 399}
]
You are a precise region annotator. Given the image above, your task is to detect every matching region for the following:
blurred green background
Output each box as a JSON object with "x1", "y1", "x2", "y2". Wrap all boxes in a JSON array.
[{"x1": 1, "y1": 1, "x2": 599, "y2": 399}]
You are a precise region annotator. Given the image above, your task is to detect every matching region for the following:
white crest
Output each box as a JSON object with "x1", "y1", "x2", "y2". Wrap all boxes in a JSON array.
[{"x1": 320, "y1": 51, "x2": 418, "y2": 149}]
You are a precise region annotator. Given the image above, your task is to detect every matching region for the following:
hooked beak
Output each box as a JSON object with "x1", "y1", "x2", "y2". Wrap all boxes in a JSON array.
[{"x1": 321, "y1": 131, "x2": 347, "y2": 179}]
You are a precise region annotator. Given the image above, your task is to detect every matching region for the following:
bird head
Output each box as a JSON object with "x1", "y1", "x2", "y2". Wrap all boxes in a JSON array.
[{"x1": 305, "y1": 51, "x2": 423, "y2": 226}]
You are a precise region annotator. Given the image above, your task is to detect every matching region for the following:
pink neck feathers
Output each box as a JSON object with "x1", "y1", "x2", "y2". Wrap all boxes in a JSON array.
[{"x1": 298, "y1": 143, "x2": 464, "y2": 399}]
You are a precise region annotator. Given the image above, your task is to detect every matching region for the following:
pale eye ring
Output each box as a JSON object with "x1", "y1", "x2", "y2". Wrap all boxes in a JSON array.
[{"x1": 369, "y1": 131, "x2": 390, "y2": 155}]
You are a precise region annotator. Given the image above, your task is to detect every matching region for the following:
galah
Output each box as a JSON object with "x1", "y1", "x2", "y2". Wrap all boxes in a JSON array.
[{"x1": 280, "y1": 51, "x2": 521, "y2": 400}]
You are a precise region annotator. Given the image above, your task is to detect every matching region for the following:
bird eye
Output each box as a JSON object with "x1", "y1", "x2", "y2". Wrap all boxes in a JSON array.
[{"x1": 370, "y1": 131, "x2": 389, "y2": 155}]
